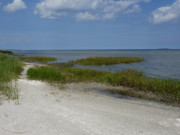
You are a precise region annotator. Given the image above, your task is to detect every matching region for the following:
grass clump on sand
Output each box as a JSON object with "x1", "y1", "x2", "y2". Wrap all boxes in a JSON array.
[
  {"x1": 0, "y1": 53, "x2": 23, "y2": 99},
  {"x1": 18, "y1": 56, "x2": 57, "y2": 63},
  {"x1": 27, "y1": 66, "x2": 180, "y2": 104},
  {"x1": 71, "y1": 56, "x2": 145, "y2": 66},
  {"x1": 27, "y1": 66, "x2": 108, "y2": 83},
  {"x1": 27, "y1": 66, "x2": 66, "y2": 82}
]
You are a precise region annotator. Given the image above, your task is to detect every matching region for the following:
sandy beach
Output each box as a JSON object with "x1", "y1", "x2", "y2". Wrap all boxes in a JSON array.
[{"x1": 0, "y1": 63, "x2": 180, "y2": 135}]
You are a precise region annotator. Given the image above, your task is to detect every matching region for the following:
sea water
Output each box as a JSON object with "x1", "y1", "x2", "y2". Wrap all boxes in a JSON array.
[{"x1": 13, "y1": 50, "x2": 180, "y2": 80}]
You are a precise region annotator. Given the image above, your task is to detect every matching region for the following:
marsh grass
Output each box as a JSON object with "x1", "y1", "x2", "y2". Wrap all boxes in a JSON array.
[
  {"x1": 0, "y1": 53, "x2": 23, "y2": 99},
  {"x1": 27, "y1": 66, "x2": 67, "y2": 82},
  {"x1": 48, "y1": 62, "x2": 73, "y2": 69},
  {"x1": 12, "y1": 54, "x2": 25, "y2": 57},
  {"x1": 27, "y1": 66, "x2": 180, "y2": 104},
  {"x1": 0, "y1": 50, "x2": 13, "y2": 54},
  {"x1": 18, "y1": 56, "x2": 57, "y2": 63},
  {"x1": 71, "y1": 57, "x2": 145, "y2": 66},
  {"x1": 107, "y1": 70, "x2": 180, "y2": 102}
]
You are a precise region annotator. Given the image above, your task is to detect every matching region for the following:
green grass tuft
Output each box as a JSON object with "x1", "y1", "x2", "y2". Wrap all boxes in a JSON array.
[
  {"x1": 27, "y1": 66, "x2": 66, "y2": 82},
  {"x1": 0, "y1": 53, "x2": 23, "y2": 99}
]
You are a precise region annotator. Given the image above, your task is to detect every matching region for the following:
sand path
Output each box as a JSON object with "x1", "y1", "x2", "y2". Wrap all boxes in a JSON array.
[{"x1": 0, "y1": 63, "x2": 180, "y2": 135}]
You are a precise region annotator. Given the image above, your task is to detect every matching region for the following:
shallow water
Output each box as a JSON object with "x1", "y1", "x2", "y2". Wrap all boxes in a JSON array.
[{"x1": 13, "y1": 50, "x2": 180, "y2": 80}]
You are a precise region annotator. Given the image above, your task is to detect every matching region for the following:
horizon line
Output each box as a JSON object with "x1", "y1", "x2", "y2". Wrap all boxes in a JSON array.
[{"x1": 6, "y1": 48, "x2": 180, "y2": 51}]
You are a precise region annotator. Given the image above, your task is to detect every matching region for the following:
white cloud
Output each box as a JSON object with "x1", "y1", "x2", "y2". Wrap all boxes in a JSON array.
[
  {"x1": 151, "y1": 0, "x2": 180, "y2": 24},
  {"x1": 76, "y1": 12, "x2": 98, "y2": 21},
  {"x1": 125, "y1": 4, "x2": 141, "y2": 13},
  {"x1": 3, "y1": 0, "x2": 27, "y2": 12},
  {"x1": 103, "y1": 13, "x2": 115, "y2": 20},
  {"x1": 34, "y1": 0, "x2": 151, "y2": 21}
]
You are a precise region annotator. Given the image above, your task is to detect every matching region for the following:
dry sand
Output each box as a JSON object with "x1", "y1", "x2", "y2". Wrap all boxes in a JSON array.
[{"x1": 0, "y1": 63, "x2": 180, "y2": 135}]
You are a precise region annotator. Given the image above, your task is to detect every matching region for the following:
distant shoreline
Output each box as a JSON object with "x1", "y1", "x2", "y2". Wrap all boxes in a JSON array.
[{"x1": 6, "y1": 49, "x2": 180, "y2": 51}]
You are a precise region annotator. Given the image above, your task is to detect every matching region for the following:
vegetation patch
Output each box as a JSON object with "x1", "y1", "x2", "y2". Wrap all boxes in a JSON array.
[
  {"x1": 27, "y1": 66, "x2": 180, "y2": 104},
  {"x1": 27, "y1": 66, "x2": 66, "y2": 82},
  {"x1": 71, "y1": 56, "x2": 145, "y2": 66},
  {"x1": 12, "y1": 54, "x2": 25, "y2": 57},
  {"x1": 0, "y1": 53, "x2": 23, "y2": 99},
  {"x1": 48, "y1": 62, "x2": 73, "y2": 69},
  {"x1": 0, "y1": 50, "x2": 13, "y2": 54},
  {"x1": 18, "y1": 56, "x2": 57, "y2": 63}
]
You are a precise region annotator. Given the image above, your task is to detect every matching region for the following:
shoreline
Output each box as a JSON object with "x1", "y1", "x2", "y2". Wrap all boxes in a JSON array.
[
  {"x1": 50, "y1": 81, "x2": 180, "y2": 107},
  {"x1": 12, "y1": 49, "x2": 180, "y2": 80},
  {"x1": 1, "y1": 61, "x2": 179, "y2": 108},
  {"x1": 0, "y1": 63, "x2": 180, "y2": 135},
  {"x1": 27, "y1": 61, "x2": 180, "y2": 106},
  {"x1": 2, "y1": 61, "x2": 179, "y2": 107}
]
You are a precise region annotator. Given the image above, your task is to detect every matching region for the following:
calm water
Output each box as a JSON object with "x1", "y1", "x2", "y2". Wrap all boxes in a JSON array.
[{"x1": 13, "y1": 50, "x2": 180, "y2": 80}]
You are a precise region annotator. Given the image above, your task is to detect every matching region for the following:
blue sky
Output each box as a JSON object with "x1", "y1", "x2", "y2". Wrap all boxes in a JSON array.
[{"x1": 0, "y1": 0, "x2": 180, "y2": 50}]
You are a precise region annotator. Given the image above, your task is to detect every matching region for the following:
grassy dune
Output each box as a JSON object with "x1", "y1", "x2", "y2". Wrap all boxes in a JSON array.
[
  {"x1": 27, "y1": 66, "x2": 180, "y2": 104},
  {"x1": 71, "y1": 57, "x2": 145, "y2": 66},
  {"x1": 18, "y1": 56, "x2": 57, "y2": 63},
  {"x1": 0, "y1": 53, "x2": 23, "y2": 99}
]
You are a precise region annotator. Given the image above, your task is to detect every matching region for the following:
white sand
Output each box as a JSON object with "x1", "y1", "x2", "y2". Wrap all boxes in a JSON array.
[{"x1": 0, "y1": 63, "x2": 180, "y2": 135}]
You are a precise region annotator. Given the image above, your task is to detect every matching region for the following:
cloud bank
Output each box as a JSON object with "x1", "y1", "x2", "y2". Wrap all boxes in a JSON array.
[
  {"x1": 2, "y1": 0, "x2": 179, "y2": 24},
  {"x1": 34, "y1": 0, "x2": 151, "y2": 20},
  {"x1": 151, "y1": 0, "x2": 180, "y2": 24},
  {"x1": 3, "y1": 0, "x2": 27, "y2": 12}
]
